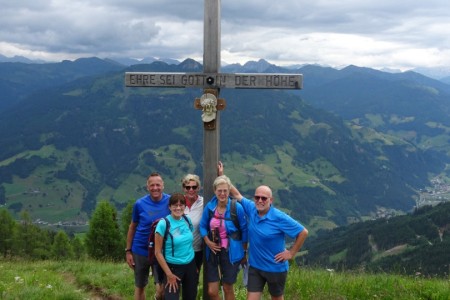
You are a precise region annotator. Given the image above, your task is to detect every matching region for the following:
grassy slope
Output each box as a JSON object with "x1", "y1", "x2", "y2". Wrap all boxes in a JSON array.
[
  {"x1": 1, "y1": 259, "x2": 448, "y2": 300},
  {"x1": 1, "y1": 145, "x2": 97, "y2": 223}
]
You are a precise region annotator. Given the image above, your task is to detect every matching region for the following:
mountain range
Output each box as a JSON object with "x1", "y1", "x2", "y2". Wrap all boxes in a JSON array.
[
  {"x1": 3, "y1": 53, "x2": 450, "y2": 82},
  {"x1": 1, "y1": 57, "x2": 450, "y2": 234}
]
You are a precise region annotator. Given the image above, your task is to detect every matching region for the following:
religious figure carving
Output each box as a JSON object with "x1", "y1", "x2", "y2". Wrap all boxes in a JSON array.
[{"x1": 200, "y1": 93, "x2": 217, "y2": 122}]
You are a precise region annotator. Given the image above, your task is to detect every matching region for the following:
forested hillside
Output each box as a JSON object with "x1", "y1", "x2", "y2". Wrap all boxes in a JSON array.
[
  {"x1": 299, "y1": 65, "x2": 450, "y2": 157},
  {"x1": 305, "y1": 202, "x2": 450, "y2": 277},
  {"x1": 0, "y1": 58, "x2": 449, "y2": 232}
]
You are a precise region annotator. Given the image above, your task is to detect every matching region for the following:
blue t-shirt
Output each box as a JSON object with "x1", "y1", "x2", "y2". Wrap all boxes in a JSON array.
[
  {"x1": 156, "y1": 215, "x2": 194, "y2": 265},
  {"x1": 131, "y1": 193, "x2": 170, "y2": 256},
  {"x1": 241, "y1": 197, "x2": 304, "y2": 272}
]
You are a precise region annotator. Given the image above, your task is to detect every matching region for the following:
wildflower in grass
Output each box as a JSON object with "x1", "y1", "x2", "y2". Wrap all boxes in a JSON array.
[
  {"x1": 14, "y1": 276, "x2": 24, "y2": 283},
  {"x1": 46, "y1": 284, "x2": 53, "y2": 289}
]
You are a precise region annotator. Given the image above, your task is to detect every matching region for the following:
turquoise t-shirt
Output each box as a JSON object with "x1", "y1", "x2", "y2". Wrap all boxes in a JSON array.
[{"x1": 156, "y1": 215, "x2": 194, "y2": 265}]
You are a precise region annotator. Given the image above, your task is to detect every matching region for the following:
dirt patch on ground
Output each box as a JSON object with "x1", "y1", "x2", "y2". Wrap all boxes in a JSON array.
[{"x1": 61, "y1": 272, "x2": 123, "y2": 300}]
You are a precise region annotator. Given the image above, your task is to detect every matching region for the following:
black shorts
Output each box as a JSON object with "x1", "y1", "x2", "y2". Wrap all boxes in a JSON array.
[
  {"x1": 163, "y1": 259, "x2": 198, "y2": 300},
  {"x1": 205, "y1": 248, "x2": 240, "y2": 284},
  {"x1": 194, "y1": 250, "x2": 203, "y2": 272},
  {"x1": 247, "y1": 266, "x2": 287, "y2": 297}
]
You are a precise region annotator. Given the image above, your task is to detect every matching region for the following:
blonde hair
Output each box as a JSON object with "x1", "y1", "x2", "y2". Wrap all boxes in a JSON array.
[
  {"x1": 182, "y1": 174, "x2": 201, "y2": 188},
  {"x1": 213, "y1": 175, "x2": 232, "y2": 191}
]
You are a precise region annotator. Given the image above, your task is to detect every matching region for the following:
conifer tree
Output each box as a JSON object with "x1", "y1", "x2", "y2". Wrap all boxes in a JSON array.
[
  {"x1": 85, "y1": 201, "x2": 123, "y2": 260},
  {"x1": 14, "y1": 211, "x2": 37, "y2": 257},
  {"x1": 71, "y1": 235, "x2": 86, "y2": 260},
  {"x1": 120, "y1": 199, "x2": 134, "y2": 239},
  {"x1": 0, "y1": 209, "x2": 16, "y2": 257},
  {"x1": 14, "y1": 211, "x2": 52, "y2": 259},
  {"x1": 52, "y1": 230, "x2": 74, "y2": 260}
]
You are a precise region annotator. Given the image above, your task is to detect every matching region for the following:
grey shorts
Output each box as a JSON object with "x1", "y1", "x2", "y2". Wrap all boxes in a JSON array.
[{"x1": 133, "y1": 253, "x2": 164, "y2": 288}]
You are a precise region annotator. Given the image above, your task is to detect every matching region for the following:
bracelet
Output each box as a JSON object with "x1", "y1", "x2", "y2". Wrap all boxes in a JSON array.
[{"x1": 125, "y1": 248, "x2": 132, "y2": 252}]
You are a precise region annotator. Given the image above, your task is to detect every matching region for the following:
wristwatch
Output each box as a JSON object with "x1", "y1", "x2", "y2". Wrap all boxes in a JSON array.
[{"x1": 125, "y1": 248, "x2": 132, "y2": 252}]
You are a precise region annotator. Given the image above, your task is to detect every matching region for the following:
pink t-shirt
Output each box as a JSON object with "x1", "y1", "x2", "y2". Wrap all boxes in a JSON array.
[{"x1": 209, "y1": 209, "x2": 229, "y2": 248}]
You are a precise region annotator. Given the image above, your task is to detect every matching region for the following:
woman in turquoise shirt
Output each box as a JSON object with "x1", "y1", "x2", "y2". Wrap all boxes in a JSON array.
[{"x1": 155, "y1": 193, "x2": 197, "y2": 300}]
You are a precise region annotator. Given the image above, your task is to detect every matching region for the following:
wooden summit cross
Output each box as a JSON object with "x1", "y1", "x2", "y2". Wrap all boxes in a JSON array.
[
  {"x1": 126, "y1": 0, "x2": 302, "y2": 202},
  {"x1": 125, "y1": 1, "x2": 302, "y2": 298}
]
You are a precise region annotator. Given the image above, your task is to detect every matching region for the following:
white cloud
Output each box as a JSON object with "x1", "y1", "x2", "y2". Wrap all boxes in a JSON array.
[{"x1": 1, "y1": 0, "x2": 450, "y2": 70}]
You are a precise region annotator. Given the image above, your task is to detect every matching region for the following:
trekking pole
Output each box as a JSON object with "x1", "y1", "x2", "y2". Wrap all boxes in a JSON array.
[
  {"x1": 217, "y1": 252, "x2": 225, "y2": 300},
  {"x1": 213, "y1": 228, "x2": 225, "y2": 300}
]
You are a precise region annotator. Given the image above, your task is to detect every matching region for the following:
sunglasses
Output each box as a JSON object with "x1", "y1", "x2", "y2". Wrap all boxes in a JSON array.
[
  {"x1": 184, "y1": 185, "x2": 198, "y2": 190},
  {"x1": 254, "y1": 196, "x2": 269, "y2": 202}
]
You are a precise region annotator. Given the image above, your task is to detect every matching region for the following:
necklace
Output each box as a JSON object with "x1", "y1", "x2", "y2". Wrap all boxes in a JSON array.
[{"x1": 217, "y1": 205, "x2": 226, "y2": 214}]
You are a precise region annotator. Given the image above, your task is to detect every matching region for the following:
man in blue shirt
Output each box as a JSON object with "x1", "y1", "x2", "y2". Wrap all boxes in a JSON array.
[
  {"x1": 234, "y1": 184, "x2": 308, "y2": 299},
  {"x1": 220, "y1": 161, "x2": 308, "y2": 300},
  {"x1": 126, "y1": 172, "x2": 170, "y2": 300}
]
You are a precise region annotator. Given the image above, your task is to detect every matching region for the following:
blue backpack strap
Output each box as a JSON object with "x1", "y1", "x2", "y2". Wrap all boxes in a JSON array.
[
  {"x1": 182, "y1": 214, "x2": 194, "y2": 231},
  {"x1": 161, "y1": 217, "x2": 173, "y2": 258},
  {"x1": 166, "y1": 215, "x2": 192, "y2": 258}
]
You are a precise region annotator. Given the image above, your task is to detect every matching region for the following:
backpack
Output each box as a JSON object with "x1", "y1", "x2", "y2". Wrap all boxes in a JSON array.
[
  {"x1": 208, "y1": 198, "x2": 242, "y2": 240},
  {"x1": 148, "y1": 215, "x2": 193, "y2": 265}
]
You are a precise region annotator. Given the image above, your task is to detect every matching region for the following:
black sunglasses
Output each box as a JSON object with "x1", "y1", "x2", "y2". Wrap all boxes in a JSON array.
[
  {"x1": 254, "y1": 196, "x2": 269, "y2": 202},
  {"x1": 184, "y1": 185, "x2": 198, "y2": 190}
]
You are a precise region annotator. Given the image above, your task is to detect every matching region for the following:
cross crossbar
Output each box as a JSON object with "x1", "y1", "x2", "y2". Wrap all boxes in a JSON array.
[{"x1": 125, "y1": 72, "x2": 302, "y2": 89}]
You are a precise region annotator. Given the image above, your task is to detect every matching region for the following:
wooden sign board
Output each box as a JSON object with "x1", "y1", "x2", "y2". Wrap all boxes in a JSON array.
[{"x1": 125, "y1": 72, "x2": 303, "y2": 89}]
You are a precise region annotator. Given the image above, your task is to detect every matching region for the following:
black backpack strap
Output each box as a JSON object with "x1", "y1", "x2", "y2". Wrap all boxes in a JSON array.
[
  {"x1": 208, "y1": 200, "x2": 242, "y2": 240},
  {"x1": 230, "y1": 199, "x2": 240, "y2": 231},
  {"x1": 229, "y1": 199, "x2": 242, "y2": 240}
]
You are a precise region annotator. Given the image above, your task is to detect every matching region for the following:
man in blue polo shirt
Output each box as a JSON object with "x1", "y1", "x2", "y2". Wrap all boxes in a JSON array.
[
  {"x1": 125, "y1": 172, "x2": 170, "y2": 300},
  {"x1": 232, "y1": 184, "x2": 308, "y2": 300},
  {"x1": 220, "y1": 160, "x2": 308, "y2": 300}
]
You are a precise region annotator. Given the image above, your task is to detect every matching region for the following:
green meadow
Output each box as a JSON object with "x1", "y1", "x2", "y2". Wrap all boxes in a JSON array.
[{"x1": 1, "y1": 259, "x2": 448, "y2": 300}]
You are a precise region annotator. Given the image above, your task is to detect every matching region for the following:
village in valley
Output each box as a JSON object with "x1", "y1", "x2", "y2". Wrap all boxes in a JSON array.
[
  {"x1": 417, "y1": 175, "x2": 450, "y2": 207},
  {"x1": 366, "y1": 176, "x2": 450, "y2": 221}
]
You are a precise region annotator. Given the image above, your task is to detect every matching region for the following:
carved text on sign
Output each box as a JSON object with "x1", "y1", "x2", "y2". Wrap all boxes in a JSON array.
[{"x1": 125, "y1": 72, "x2": 302, "y2": 89}]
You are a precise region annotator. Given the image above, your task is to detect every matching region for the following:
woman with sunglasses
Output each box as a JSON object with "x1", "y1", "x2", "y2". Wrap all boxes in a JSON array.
[
  {"x1": 199, "y1": 175, "x2": 248, "y2": 300},
  {"x1": 218, "y1": 162, "x2": 308, "y2": 300},
  {"x1": 181, "y1": 174, "x2": 204, "y2": 281}
]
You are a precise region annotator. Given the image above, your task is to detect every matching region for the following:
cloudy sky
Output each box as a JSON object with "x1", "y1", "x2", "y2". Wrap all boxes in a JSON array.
[{"x1": 1, "y1": 0, "x2": 450, "y2": 70}]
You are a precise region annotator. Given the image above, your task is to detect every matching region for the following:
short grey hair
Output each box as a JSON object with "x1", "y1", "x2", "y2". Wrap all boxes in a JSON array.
[{"x1": 213, "y1": 175, "x2": 232, "y2": 191}]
